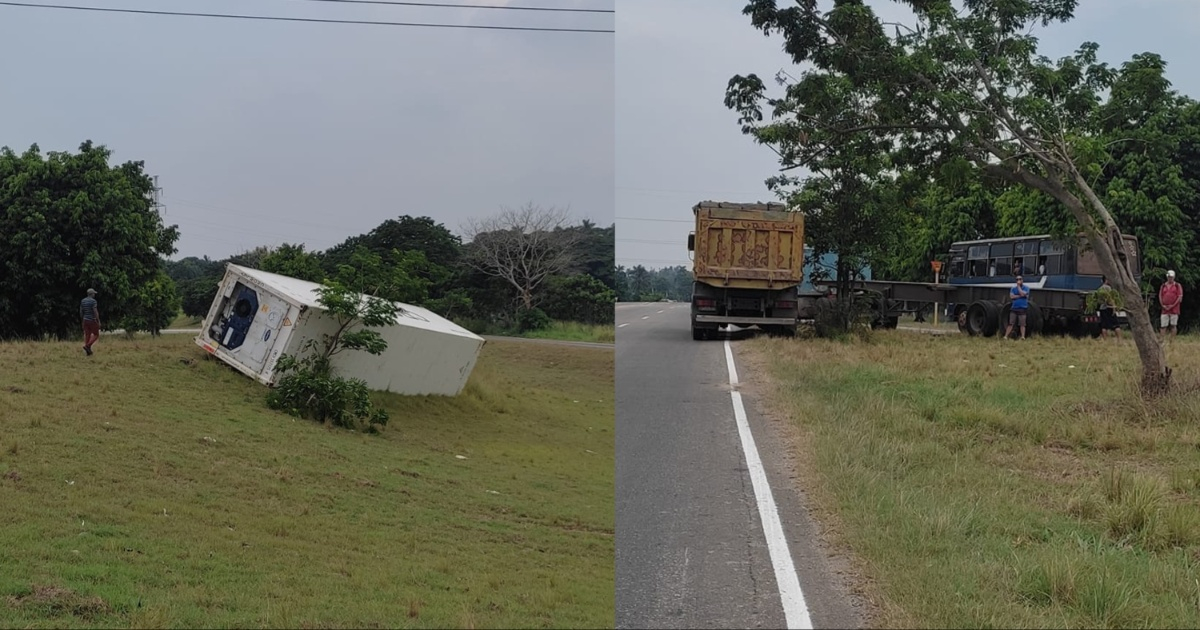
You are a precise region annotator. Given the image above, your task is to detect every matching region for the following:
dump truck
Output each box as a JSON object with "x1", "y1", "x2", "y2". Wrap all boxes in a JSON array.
[{"x1": 686, "y1": 201, "x2": 805, "y2": 340}]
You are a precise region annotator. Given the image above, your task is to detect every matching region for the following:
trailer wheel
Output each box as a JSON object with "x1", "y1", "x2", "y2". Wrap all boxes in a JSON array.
[
  {"x1": 966, "y1": 301, "x2": 1000, "y2": 337},
  {"x1": 1027, "y1": 303, "x2": 1044, "y2": 335},
  {"x1": 692, "y1": 326, "x2": 705, "y2": 341},
  {"x1": 956, "y1": 306, "x2": 971, "y2": 335}
]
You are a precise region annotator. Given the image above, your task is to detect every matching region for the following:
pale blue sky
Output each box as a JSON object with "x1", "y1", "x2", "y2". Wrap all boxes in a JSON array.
[
  {"x1": 616, "y1": 0, "x2": 1200, "y2": 270},
  {"x1": 0, "y1": 0, "x2": 614, "y2": 259}
]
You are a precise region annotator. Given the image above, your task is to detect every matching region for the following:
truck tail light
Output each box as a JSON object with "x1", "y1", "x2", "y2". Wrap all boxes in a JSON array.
[
  {"x1": 773, "y1": 300, "x2": 796, "y2": 310},
  {"x1": 694, "y1": 298, "x2": 716, "y2": 309}
]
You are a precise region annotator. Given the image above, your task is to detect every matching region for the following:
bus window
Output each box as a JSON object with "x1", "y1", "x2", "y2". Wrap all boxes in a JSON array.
[
  {"x1": 950, "y1": 260, "x2": 965, "y2": 278},
  {"x1": 1040, "y1": 240, "x2": 1068, "y2": 275},
  {"x1": 995, "y1": 257, "x2": 1012, "y2": 276},
  {"x1": 1015, "y1": 241, "x2": 1039, "y2": 275}
]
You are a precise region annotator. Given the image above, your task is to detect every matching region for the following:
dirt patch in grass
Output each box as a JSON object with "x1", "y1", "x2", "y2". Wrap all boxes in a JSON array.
[{"x1": 5, "y1": 584, "x2": 111, "y2": 620}]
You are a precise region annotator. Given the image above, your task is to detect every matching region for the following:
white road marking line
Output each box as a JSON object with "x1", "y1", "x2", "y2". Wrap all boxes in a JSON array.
[
  {"x1": 618, "y1": 323, "x2": 629, "y2": 328},
  {"x1": 724, "y1": 339, "x2": 812, "y2": 629},
  {"x1": 642, "y1": 316, "x2": 650, "y2": 320},
  {"x1": 657, "y1": 309, "x2": 665, "y2": 313}
]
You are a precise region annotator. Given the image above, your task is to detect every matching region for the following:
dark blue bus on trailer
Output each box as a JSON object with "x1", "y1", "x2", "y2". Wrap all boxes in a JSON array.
[
  {"x1": 942, "y1": 233, "x2": 1143, "y2": 336},
  {"x1": 851, "y1": 232, "x2": 1144, "y2": 338},
  {"x1": 946, "y1": 233, "x2": 1142, "y2": 292}
]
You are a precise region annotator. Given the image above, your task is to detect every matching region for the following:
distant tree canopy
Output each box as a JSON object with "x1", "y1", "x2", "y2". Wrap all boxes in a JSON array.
[
  {"x1": 0, "y1": 141, "x2": 179, "y2": 340},
  {"x1": 0, "y1": 140, "x2": 612, "y2": 339},
  {"x1": 615, "y1": 265, "x2": 692, "y2": 303},
  {"x1": 163, "y1": 208, "x2": 616, "y2": 332}
]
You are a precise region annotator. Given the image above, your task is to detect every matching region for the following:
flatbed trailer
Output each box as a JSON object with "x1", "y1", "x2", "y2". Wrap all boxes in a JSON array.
[{"x1": 852, "y1": 279, "x2": 1107, "y2": 337}]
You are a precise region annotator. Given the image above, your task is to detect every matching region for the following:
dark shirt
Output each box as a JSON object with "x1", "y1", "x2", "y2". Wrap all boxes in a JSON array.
[{"x1": 81, "y1": 297, "x2": 98, "y2": 321}]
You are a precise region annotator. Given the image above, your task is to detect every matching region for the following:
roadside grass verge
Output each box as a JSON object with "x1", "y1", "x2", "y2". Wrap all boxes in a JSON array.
[
  {"x1": 519, "y1": 321, "x2": 614, "y2": 344},
  {"x1": 455, "y1": 318, "x2": 614, "y2": 345},
  {"x1": 0, "y1": 335, "x2": 613, "y2": 628},
  {"x1": 741, "y1": 332, "x2": 1200, "y2": 628}
]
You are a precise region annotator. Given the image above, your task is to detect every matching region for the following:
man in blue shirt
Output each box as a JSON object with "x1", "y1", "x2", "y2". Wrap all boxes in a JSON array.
[{"x1": 1004, "y1": 276, "x2": 1029, "y2": 340}]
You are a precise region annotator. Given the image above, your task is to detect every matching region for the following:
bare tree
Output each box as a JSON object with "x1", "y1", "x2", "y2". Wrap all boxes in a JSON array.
[{"x1": 462, "y1": 203, "x2": 583, "y2": 311}]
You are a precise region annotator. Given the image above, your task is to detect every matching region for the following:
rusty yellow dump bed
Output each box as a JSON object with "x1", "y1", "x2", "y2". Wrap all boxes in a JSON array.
[{"x1": 691, "y1": 201, "x2": 805, "y2": 290}]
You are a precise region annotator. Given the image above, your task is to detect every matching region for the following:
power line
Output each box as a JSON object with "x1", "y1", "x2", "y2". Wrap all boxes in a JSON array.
[
  {"x1": 0, "y1": 1, "x2": 615, "y2": 33},
  {"x1": 260, "y1": 0, "x2": 613, "y2": 13}
]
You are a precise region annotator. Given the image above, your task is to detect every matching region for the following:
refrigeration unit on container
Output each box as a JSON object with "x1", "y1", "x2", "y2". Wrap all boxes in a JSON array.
[{"x1": 195, "y1": 264, "x2": 485, "y2": 396}]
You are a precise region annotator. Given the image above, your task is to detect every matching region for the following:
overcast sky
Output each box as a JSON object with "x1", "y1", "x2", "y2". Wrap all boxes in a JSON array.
[
  {"x1": 0, "y1": 0, "x2": 613, "y2": 260},
  {"x1": 616, "y1": 0, "x2": 1200, "y2": 270}
]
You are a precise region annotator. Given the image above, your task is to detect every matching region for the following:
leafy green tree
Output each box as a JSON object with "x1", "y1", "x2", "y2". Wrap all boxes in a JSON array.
[
  {"x1": 0, "y1": 141, "x2": 179, "y2": 340},
  {"x1": 224, "y1": 246, "x2": 273, "y2": 271},
  {"x1": 164, "y1": 256, "x2": 223, "y2": 283},
  {"x1": 727, "y1": 1, "x2": 1171, "y2": 392},
  {"x1": 541, "y1": 274, "x2": 616, "y2": 324},
  {"x1": 177, "y1": 276, "x2": 221, "y2": 319},
  {"x1": 260, "y1": 243, "x2": 326, "y2": 283},
  {"x1": 117, "y1": 270, "x2": 181, "y2": 337},
  {"x1": 266, "y1": 249, "x2": 400, "y2": 432}
]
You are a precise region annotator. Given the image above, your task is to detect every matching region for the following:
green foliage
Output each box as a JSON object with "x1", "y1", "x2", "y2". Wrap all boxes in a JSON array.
[
  {"x1": 260, "y1": 243, "x2": 326, "y2": 283},
  {"x1": 1087, "y1": 285, "x2": 1126, "y2": 314},
  {"x1": 616, "y1": 265, "x2": 692, "y2": 302},
  {"x1": 266, "y1": 248, "x2": 400, "y2": 432},
  {"x1": 516, "y1": 307, "x2": 552, "y2": 333},
  {"x1": 541, "y1": 274, "x2": 616, "y2": 324},
  {"x1": 0, "y1": 141, "x2": 179, "y2": 339},
  {"x1": 116, "y1": 270, "x2": 182, "y2": 337},
  {"x1": 266, "y1": 354, "x2": 388, "y2": 433},
  {"x1": 176, "y1": 276, "x2": 220, "y2": 319}
]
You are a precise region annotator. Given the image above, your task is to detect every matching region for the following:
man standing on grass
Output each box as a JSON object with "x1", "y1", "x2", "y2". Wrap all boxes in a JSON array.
[
  {"x1": 1004, "y1": 275, "x2": 1029, "y2": 340},
  {"x1": 1159, "y1": 270, "x2": 1183, "y2": 338},
  {"x1": 1098, "y1": 276, "x2": 1121, "y2": 340},
  {"x1": 81, "y1": 288, "x2": 101, "y2": 356}
]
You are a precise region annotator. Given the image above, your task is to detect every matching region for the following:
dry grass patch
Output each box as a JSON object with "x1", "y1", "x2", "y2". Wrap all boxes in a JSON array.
[{"x1": 740, "y1": 331, "x2": 1200, "y2": 628}]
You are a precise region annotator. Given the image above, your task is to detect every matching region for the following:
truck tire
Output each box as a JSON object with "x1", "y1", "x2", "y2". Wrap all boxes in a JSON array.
[
  {"x1": 956, "y1": 305, "x2": 971, "y2": 335},
  {"x1": 982, "y1": 300, "x2": 1002, "y2": 337},
  {"x1": 692, "y1": 326, "x2": 705, "y2": 341},
  {"x1": 966, "y1": 300, "x2": 1000, "y2": 337},
  {"x1": 1027, "y1": 303, "x2": 1044, "y2": 335}
]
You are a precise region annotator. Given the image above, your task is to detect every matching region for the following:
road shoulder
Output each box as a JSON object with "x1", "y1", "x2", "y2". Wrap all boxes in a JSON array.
[{"x1": 734, "y1": 341, "x2": 885, "y2": 629}]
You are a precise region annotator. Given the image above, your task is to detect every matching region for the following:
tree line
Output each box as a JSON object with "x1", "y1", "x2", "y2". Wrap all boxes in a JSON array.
[
  {"x1": 614, "y1": 265, "x2": 693, "y2": 302},
  {"x1": 0, "y1": 141, "x2": 614, "y2": 341},
  {"x1": 725, "y1": 0, "x2": 1200, "y2": 393}
]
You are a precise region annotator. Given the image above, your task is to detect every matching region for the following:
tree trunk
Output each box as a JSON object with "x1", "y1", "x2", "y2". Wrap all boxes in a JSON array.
[
  {"x1": 1057, "y1": 176, "x2": 1171, "y2": 395},
  {"x1": 983, "y1": 160, "x2": 1171, "y2": 395}
]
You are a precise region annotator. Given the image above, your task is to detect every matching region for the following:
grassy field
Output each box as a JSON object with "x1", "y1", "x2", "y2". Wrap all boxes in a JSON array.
[
  {"x1": 0, "y1": 335, "x2": 613, "y2": 628},
  {"x1": 741, "y1": 331, "x2": 1200, "y2": 629},
  {"x1": 519, "y1": 321, "x2": 614, "y2": 345},
  {"x1": 167, "y1": 313, "x2": 202, "y2": 329}
]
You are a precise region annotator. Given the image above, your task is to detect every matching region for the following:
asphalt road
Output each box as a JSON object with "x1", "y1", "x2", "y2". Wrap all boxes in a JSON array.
[{"x1": 615, "y1": 302, "x2": 863, "y2": 629}]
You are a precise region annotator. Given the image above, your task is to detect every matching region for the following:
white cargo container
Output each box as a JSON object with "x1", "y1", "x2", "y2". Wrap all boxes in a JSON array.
[{"x1": 195, "y1": 264, "x2": 485, "y2": 396}]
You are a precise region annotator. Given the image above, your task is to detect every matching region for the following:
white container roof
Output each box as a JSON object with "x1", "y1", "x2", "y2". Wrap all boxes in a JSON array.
[{"x1": 228, "y1": 264, "x2": 484, "y2": 341}]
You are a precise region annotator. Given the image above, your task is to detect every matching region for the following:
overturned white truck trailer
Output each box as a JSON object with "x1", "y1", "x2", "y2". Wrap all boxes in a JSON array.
[{"x1": 195, "y1": 265, "x2": 485, "y2": 396}]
